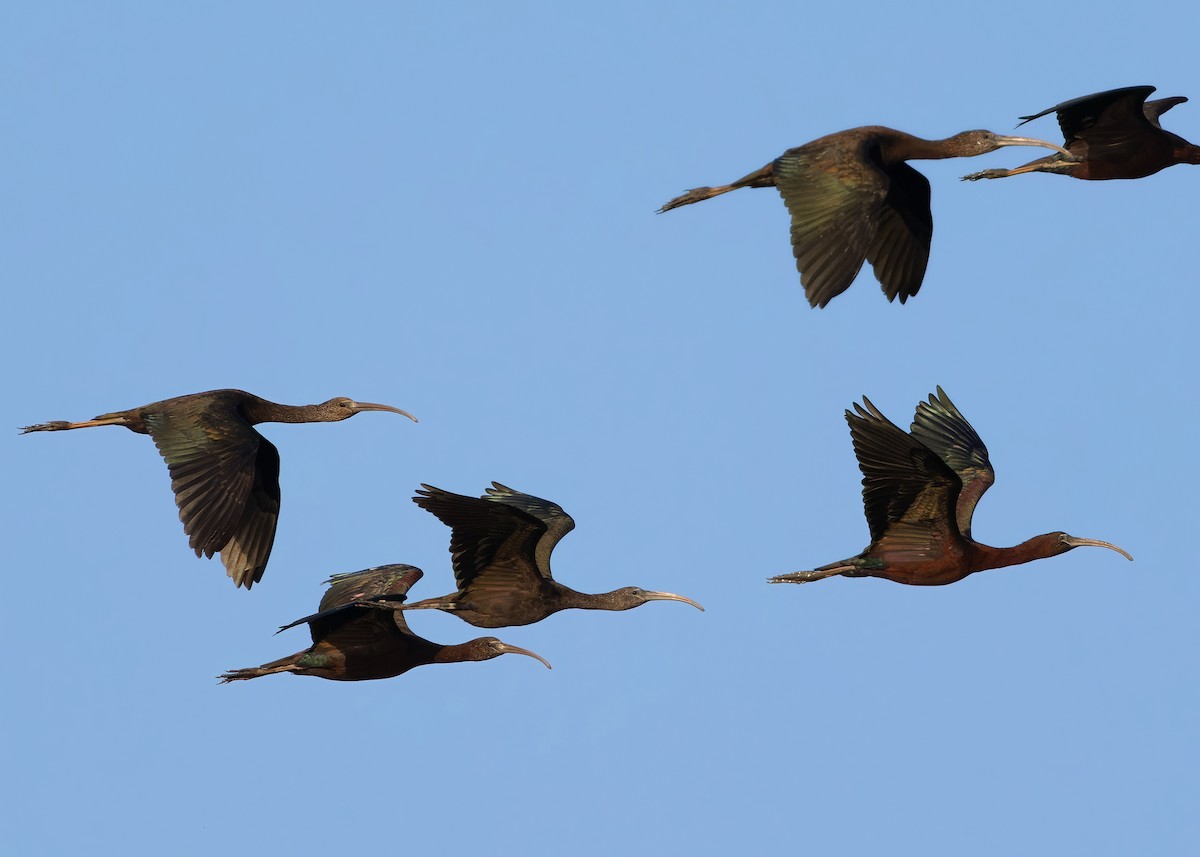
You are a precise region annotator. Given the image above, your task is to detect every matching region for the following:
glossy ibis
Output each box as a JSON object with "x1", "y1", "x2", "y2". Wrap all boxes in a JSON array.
[
  {"x1": 405, "y1": 482, "x2": 705, "y2": 627},
  {"x1": 658, "y1": 127, "x2": 1072, "y2": 307},
  {"x1": 769, "y1": 388, "x2": 1132, "y2": 586},
  {"x1": 219, "y1": 564, "x2": 550, "y2": 682},
  {"x1": 20, "y1": 389, "x2": 416, "y2": 589},
  {"x1": 962, "y1": 86, "x2": 1200, "y2": 181}
]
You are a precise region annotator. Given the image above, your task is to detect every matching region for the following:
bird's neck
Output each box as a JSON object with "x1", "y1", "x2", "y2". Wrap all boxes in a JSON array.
[
  {"x1": 970, "y1": 534, "x2": 1063, "y2": 572},
  {"x1": 432, "y1": 641, "x2": 479, "y2": 664},
  {"x1": 882, "y1": 132, "x2": 958, "y2": 162},
  {"x1": 241, "y1": 397, "x2": 314, "y2": 425},
  {"x1": 553, "y1": 585, "x2": 610, "y2": 611}
]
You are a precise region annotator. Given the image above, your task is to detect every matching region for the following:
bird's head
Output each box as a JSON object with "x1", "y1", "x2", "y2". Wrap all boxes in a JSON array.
[
  {"x1": 954, "y1": 130, "x2": 1074, "y2": 159},
  {"x1": 1055, "y1": 532, "x2": 1133, "y2": 560},
  {"x1": 606, "y1": 586, "x2": 705, "y2": 612},
  {"x1": 321, "y1": 397, "x2": 418, "y2": 423},
  {"x1": 465, "y1": 638, "x2": 552, "y2": 669}
]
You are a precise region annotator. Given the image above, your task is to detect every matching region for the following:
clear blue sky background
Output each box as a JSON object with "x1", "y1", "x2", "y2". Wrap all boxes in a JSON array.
[{"x1": 4, "y1": 3, "x2": 1196, "y2": 855}]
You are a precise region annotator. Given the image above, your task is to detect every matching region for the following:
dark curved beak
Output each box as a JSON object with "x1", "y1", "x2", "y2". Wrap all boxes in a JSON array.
[
  {"x1": 498, "y1": 644, "x2": 552, "y2": 669},
  {"x1": 992, "y1": 134, "x2": 1074, "y2": 159},
  {"x1": 643, "y1": 591, "x2": 705, "y2": 611},
  {"x1": 1063, "y1": 535, "x2": 1133, "y2": 561},
  {"x1": 350, "y1": 401, "x2": 419, "y2": 423}
]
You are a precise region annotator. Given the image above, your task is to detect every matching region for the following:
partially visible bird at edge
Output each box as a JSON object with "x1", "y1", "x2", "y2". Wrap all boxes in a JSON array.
[
  {"x1": 403, "y1": 482, "x2": 705, "y2": 627},
  {"x1": 20, "y1": 389, "x2": 417, "y2": 589},
  {"x1": 658, "y1": 126, "x2": 1072, "y2": 307},
  {"x1": 770, "y1": 387, "x2": 1132, "y2": 586},
  {"x1": 219, "y1": 564, "x2": 551, "y2": 682},
  {"x1": 962, "y1": 85, "x2": 1200, "y2": 181}
]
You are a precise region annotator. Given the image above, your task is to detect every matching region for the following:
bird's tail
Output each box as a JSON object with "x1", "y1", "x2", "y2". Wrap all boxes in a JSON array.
[
  {"x1": 657, "y1": 162, "x2": 775, "y2": 213},
  {"x1": 218, "y1": 654, "x2": 300, "y2": 683}
]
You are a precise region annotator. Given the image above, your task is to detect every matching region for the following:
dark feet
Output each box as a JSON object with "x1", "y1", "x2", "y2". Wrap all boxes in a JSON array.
[
  {"x1": 961, "y1": 169, "x2": 1008, "y2": 182},
  {"x1": 19, "y1": 421, "x2": 73, "y2": 433},
  {"x1": 657, "y1": 187, "x2": 717, "y2": 213}
]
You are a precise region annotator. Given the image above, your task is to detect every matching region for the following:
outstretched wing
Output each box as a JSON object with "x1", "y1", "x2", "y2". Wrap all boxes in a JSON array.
[
  {"x1": 846, "y1": 397, "x2": 961, "y2": 561},
  {"x1": 414, "y1": 485, "x2": 547, "y2": 591},
  {"x1": 865, "y1": 162, "x2": 932, "y2": 304},
  {"x1": 909, "y1": 387, "x2": 994, "y2": 540},
  {"x1": 216, "y1": 439, "x2": 280, "y2": 588},
  {"x1": 1018, "y1": 86, "x2": 1157, "y2": 148},
  {"x1": 482, "y1": 482, "x2": 574, "y2": 578},
  {"x1": 144, "y1": 399, "x2": 280, "y2": 588},
  {"x1": 1143, "y1": 95, "x2": 1188, "y2": 129},
  {"x1": 319, "y1": 565, "x2": 423, "y2": 611},
  {"x1": 773, "y1": 136, "x2": 889, "y2": 308},
  {"x1": 277, "y1": 564, "x2": 423, "y2": 641}
]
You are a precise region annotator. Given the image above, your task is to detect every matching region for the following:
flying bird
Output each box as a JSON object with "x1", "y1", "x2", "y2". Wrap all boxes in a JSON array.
[
  {"x1": 21, "y1": 389, "x2": 416, "y2": 589},
  {"x1": 405, "y1": 482, "x2": 705, "y2": 627},
  {"x1": 770, "y1": 388, "x2": 1132, "y2": 586},
  {"x1": 219, "y1": 564, "x2": 550, "y2": 682},
  {"x1": 658, "y1": 126, "x2": 1072, "y2": 307},
  {"x1": 962, "y1": 86, "x2": 1200, "y2": 181}
]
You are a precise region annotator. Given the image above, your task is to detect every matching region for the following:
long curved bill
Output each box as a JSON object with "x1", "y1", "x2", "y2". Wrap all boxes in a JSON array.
[
  {"x1": 644, "y1": 591, "x2": 705, "y2": 611},
  {"x1": 350, "y1": 401, "x2": 419, "y2": 423},
  {"x1": 993, "y1": 134, "x2": 1074, "y2": 158},
  {"x1": 498, "y1": 644, "x2": 553, "y2": 669},
  {"x1": 1064, "y1": 536, "x2": 1133, "y2": 561}
]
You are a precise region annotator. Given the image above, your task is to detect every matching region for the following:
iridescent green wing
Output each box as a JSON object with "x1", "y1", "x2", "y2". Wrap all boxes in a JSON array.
[
  {"x1": 909, "y1": 387, "x2": 994, "y2": 540},
  {"x1": 482, "y1": 482, "x2": 574, "y2": 579},
  {"x1": 277, "y1": 564, "x2": 423, "y2": 641},
  {"x1": 846, "y1": 396, "x2": 961, "y2": 562},
  {"x1": 143, "y1": 398, "x2": 280, "y2": 587},
  {"x1": 773, "y1": 136, "x2": 887, "y2": 307},
  {"x1": 215, "y1": 440, "x2": 280, "y2": 588},
  {"x1": 319, "y1": 565, "x2": 423, "y2": 611},
  {"x1": 414, "y1": 485, "x2": 546, "y2": 590}
]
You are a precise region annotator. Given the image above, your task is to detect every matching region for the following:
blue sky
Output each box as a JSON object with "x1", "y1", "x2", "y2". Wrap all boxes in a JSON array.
[{"x1": 4, "y1": 3, "x2": 1197, "y2": 855}]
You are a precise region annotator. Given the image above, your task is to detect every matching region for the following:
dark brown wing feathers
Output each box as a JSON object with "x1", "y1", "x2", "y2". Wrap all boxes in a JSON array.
[
  {"x1": 1018, "y1": 86, "x2": 1157, "y2": 145},
  {"x1": 773, "y1": 141, "x2": 885, "y2": 307},
  {"x1": 482, "y1": 482, "x2": 574, "y2": 578},
  {"x1": 143, "y1": 401, "x2": 280, "y2": 589},
  {"x1": 909, "y1": 387, "x2": 994, "y2": 538},
  {"x1": 774, "y1": 135, "x2": 932, "y2": 307},
  {"x1": 215, "y1": 440, "x2": 280, "y2": 588},
  {"x1": 277, "y1": 565, "x2": 423, "y2": 640},
  {"x1": 413, "y1": 485, "x2": 547, "y2": 590},
  {"x1": 865, "y1": 162, "x2": 932, "y2": 304},
  {"x1": 1144, "y1": 96, "x2": 1188, "y2": 128},
  {"x1": 846, "y1": 397, "x2": 959, "y2": 544},
  {"x1": 144, "y1": 407, "x2": 259, "y2": 550}
]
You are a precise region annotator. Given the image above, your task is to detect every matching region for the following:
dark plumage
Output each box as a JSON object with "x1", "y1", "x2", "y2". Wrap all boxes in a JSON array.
[
  {"x1": 962, "y1": 86, "x2": 1200, "y2": 181},
  {"x1": 20, "y1": 389, "x2": 417, "y2": 588},
  {"x1": 404, "y1": 482, "x2": 705, "y2": 627},
  {"x1": 219, "y1": 565, "x2": 551, "y2": 682},
  {"x1": 770, "y1": 388, "x2": 1132, "y2": 586},
  {"x1": 658, "y1": 127, "x2": 1071, "y2": 307}
]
